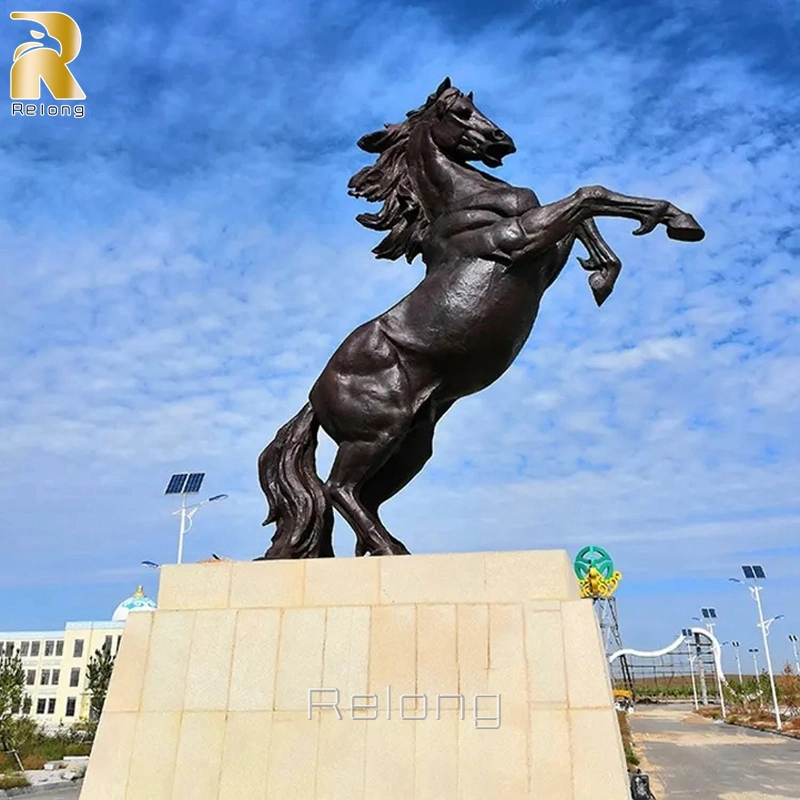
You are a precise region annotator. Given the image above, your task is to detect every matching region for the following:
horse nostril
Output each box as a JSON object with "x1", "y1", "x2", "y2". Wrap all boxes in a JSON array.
[{"x1": 491, "y1": 128, "x2": 508, "y2": 141}]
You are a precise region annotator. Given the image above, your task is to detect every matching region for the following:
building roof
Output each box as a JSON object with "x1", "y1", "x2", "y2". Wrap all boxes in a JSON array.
[{"x1": 111, "y1": 585, "x2": 157, "y2": 622}]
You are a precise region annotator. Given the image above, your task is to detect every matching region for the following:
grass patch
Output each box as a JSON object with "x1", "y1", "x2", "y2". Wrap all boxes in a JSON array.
[{"x1": 617, "y1": 710, "x2": 640, "y2": 768}]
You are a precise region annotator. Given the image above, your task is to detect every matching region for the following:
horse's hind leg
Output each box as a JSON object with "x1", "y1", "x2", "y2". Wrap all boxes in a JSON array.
[
  {"x1": 355, "y1": 400, "x2": 454, "y2": 556},
  {"x1": 326, "y1": 435, "x2": 412, "y2": 556}
]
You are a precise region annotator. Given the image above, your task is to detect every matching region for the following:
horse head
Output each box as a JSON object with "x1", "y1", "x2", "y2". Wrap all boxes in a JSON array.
[
  {"x1": 348, "y1": 78, "x2": 518, "y2": 262},
  {"x1": 422, "y1": 77, "x2": 517, "y2": 169}
]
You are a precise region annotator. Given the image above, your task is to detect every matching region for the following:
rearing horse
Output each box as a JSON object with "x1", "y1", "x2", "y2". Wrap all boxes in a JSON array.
[{"x1": 256, "y1": 78, "x2": 704, "y2": 559}]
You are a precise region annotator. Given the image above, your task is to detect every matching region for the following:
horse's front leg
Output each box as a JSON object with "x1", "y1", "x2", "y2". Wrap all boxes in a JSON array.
[
  {"x1": 575, "y1": 219, "x2": 622, "y2": 307},
  {"x1": 547, "y1": 220, "x2": 623, "y2": 307},
  {"x1": 507, "y1": 185, "x2": 704, "y2": 263}
]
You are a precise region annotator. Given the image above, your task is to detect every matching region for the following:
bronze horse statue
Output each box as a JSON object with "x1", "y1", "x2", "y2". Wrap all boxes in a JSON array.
[{"x1": 256, "y1": 78, "x2": 704, "y2": 559}]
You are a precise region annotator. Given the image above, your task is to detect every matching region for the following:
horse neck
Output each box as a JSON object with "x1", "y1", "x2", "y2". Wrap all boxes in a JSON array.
[{"x1": 408, "y1": 125, "x2": 500, "y2": 220}]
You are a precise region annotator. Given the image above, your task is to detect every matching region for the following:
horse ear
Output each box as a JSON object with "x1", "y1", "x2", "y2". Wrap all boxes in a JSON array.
[
  {"x1": 357, "y1": 130, "x2": 389, "y2": 153},
  {"x1": 435, "y1": 77, "x2": 451, "y2": 96},
  {"x1": 466, "y1": 91, "x2": 474, "y2": 101}
]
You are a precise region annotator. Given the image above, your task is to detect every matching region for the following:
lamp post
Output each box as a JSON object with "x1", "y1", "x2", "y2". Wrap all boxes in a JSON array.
[
  {"x1": 683, "y1": 629, "x2": 699, "y2": 709},
  {"x1": 730, "y1": 640, "x2": 743, "y2": 685},
  {"x1": 691, "y1": 617, "x2": 710, "y2": 705},
  {"x1": 164, "y1": 473, "x2": 228, "y2": 565},
  {"x1": 790, "y1": 635, "x2": 800, "y2": 675},
  {"x1": 731, "y1": 565, "x2": 782, "y2": 729}
]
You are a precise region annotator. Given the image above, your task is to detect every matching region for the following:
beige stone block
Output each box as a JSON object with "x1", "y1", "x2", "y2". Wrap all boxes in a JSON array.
[
  {"x1": 457, "y1": 711, "x2": 527, "y2": 799},
  {"x1": 368, "y1": 604, "x2": 416, "y2": 705},
  {"x1": 416, "y1": 604, "x2": 457, "y2": 695},
  {"x1": 561, "y1": 600, "x2": 614, "y2": 708},
  {"x1": 415, "y1": 711, "x2": 458, "y2": 800},
  {"x1": 228, "y1": 608, "x2": 280, "y2": 711},
  {"x1": 274, "y1": 608, "x2": 326, "y2": 711},
  {"x1": 126, "y1": 712, "x2": 181, "y2": 800},
  {"x1": 184, "y1": 610, "x2": 236, "y2": 711},
  {"x1": 103, "y1": 612, "x2": 152, "y2": 714},
  {"x1": 456, "y1": 604, "x2": 489, "y2": 699},
  {"x1": 315, "y1": 715, "x2": 368, "y2": 799},
  {"x1": 80, "y1": 712, "x2": 136, "y2": 800},
  {"x1": 218, "y1": 712, "x2": 272, "y2": 800},
  {"x1": 140, "y1": 611, "x2": 195, "y2": 712},
  {"x1": 158, "y1": 562, "x2": 232, "y2": 610},
  {"x1": 528, "y1": 708, "x2": 573, "y2": 800},
  {"x1": 320, "y1": 606, "x2": 370, "y2": 701},
  {"x1": 485, "y1": 550, "x2": 580, "y2": 602},
  {"x1": 266, "y1": 711, "x2": 320, "y2": 799},
  {"x1": 571, "y1": 708, "x2": 630, "y2": 799},
  {"x1": 171, "y1": 711, "x2": 226, "y2": 800},
  {"x1": 364, "y1": 715, "x2": 416, "y2": 798},
  {"x1": 379, "y1": 552, "x2": 486, "y2": 604},
  {"x1": 230, "y1": 559, "x2": 304, "y2": 608},
  {"x1": 524, "y1": 609, "x2": 568, "y2": 706},
  {"x1": 487, "y1": 604, "x2": 527, "y2": 728},
  {"x1": 304, "y1": 556, "x2": 380, "y2": 606}
]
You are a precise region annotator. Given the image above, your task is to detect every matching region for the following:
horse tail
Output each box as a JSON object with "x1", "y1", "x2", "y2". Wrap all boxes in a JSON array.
[{"x1": 256, "y1": 402, "x2": 334, "y2": 559}]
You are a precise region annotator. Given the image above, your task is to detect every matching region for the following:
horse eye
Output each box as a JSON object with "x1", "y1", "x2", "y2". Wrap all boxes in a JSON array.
[{"x1": 453, "y1": 106, "x2": 472, "y2": 120}]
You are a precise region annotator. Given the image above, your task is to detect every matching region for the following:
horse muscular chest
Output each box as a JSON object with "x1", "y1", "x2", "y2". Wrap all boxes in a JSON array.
[{"x1": 383, "y1": 257, "x2": 545, "y2": 394}]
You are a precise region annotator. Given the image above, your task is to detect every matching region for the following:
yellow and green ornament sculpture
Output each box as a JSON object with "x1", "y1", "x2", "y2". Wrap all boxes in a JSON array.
[{"x1": 573, "y1": 546, "x2": 622, "y2": 598}]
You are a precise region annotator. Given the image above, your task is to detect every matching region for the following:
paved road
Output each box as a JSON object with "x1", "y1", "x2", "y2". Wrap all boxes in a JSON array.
[
  {"x1": 18, "y1": 789, "x2": 80, "y2": 800},
  {"x1": 630, "y1": 703, "x2": 800, "y2": 800}
]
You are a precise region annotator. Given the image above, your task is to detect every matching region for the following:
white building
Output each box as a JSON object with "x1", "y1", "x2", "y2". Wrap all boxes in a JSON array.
[{"x1": 0, "y1": 586, "x2": 156, "y2": 726}]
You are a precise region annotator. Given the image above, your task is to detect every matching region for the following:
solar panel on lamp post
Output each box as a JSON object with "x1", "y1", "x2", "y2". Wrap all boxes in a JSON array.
[
  {"x1": 731, "y1": 566, "x2": 782, "y2": 730},
  {"x1": 164, "y1": 473, "x2": 228, "y2": 565}
]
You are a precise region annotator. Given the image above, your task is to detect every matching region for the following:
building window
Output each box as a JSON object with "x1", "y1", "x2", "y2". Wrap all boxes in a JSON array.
[
  {"x1": 65, "y1": 697, "x2": 76, "y2": 717},
  {"x1": 44, "y1": 640, "x2": 54, "y2": 657},
  {"x1": 103, "y1": 635, "x2": 113, "y2": 653},
  {"x1": 47, "y1": 698, "x2": 56, "y2": 714},
  {"x1": 36, "y1": 698, "x2": 46, "y2": 715},
  {"x1": 20, "y1": 641, "x2": 29, "y2": 657},
  {"x1": 22, "y1": 696, "x2": 32, "y2": 715},
  {"x1": 51, "y1": 669, "x2": 60, "y2": 686},
  {"x1": 69, "y1": 668, "x2": 80, "y2": 687},
  {"x1": 26, "y1": 670, "x2": 35, "y2": 686},
  {"x1": 73, "y1": 640, "x2": 84, "y2": 658},
  {"x1": 40, "y1": 670, "x2": 50, "y2": 686},
  {"x1": 115, "y1": 636, "x2": 122, "y2": 654},
  {"x1": 3, "y1": 642, "x2": 15, "y2": 657},
  {"x1": 55, "y1": 641, "x2": 64, "y2": 657},
  {"x1": 30, "y1": 642, "x2": 40, "y2": 657}
]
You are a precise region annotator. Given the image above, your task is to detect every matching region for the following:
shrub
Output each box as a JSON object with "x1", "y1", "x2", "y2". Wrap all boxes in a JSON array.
[
  {"x1": 21, "y1": 754, "x2": 46, "y2": 770},
  {"x1": 63, "y1": 743, "x2": 91, "y2": 756},
  {"x1": 0, "y1": 773, "x2": 30, "y2": 790}
]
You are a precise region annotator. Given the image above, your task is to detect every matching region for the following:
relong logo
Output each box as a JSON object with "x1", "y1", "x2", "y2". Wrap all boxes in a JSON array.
[{"x1": 10, "y1": 11, "x2": 85, "y2": 113}]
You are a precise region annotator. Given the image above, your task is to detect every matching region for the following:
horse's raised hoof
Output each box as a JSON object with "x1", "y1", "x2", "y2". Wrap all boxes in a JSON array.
[{"x1": 666, "y1": 213, "x2": 705, "y2": 242}]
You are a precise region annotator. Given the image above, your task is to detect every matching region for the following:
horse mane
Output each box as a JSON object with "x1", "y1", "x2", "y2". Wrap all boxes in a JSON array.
[{"x1": 347, "y1": 78, "x2": 458, "y2": 263}]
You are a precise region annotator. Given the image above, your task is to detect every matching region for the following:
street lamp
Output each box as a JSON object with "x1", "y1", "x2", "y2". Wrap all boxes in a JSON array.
[
  {"x1": 682, "y1": 628, "x2": 700, "y2": 709},
  {"x1": 729, "y1": 640, "x2": 743, "y2": 684},
  {"x1": 164, "y1": 473, "x2": 228, "y2": 565},
  {"x1": 731, "y1": 565, "x2": 782, "y2": 730},
  {"x1": 790, "y1": 634, "x2": 800, "y2": 675}
]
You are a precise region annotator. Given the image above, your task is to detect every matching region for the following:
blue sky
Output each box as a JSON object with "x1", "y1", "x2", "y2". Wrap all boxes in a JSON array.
[{"x1": 1, "y1": 0, "x2": 798, "y2": 673}]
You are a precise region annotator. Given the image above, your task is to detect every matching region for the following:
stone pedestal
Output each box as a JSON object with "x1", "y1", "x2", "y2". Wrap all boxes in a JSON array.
[{"x1": 80, "y1": 550, "x2": 630, "y2": 799}]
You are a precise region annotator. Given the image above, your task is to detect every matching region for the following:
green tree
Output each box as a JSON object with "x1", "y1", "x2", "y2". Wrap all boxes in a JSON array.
[
  {"x1": 86, "y1": 646, "x2": 116, "y2": 722},
  {"x1": 0, "y1": 650, "x2": 25, "y2": 750}
]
